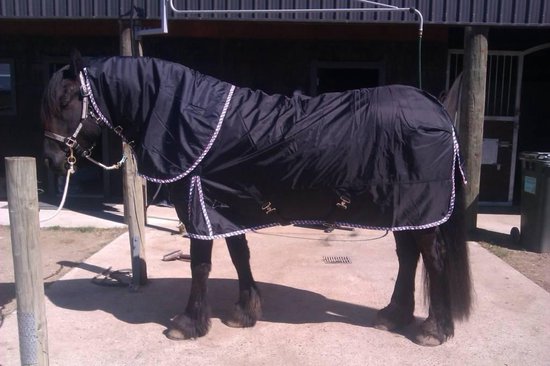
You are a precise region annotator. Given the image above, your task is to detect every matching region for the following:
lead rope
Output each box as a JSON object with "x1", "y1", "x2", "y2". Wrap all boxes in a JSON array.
[
  {"x1": 40, "y1": 150, "x2": 77, "y2": 223},
  {"x1": 83, "y1": 152, "x2": 127, "y2": 170},
  {"x1": 40, "y1": 147, "x2": 127, "y2": 223}
]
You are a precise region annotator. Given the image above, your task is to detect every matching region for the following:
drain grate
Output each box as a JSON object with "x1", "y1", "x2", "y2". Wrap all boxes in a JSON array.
[{"x1": 323, "y1": 256, "x2": 351, "y2": 264}]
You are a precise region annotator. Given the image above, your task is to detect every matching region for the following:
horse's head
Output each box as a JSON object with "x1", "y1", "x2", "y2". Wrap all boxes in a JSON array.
[{"x1": 41, "y1": 50, "x2": 102, "y2": 174}]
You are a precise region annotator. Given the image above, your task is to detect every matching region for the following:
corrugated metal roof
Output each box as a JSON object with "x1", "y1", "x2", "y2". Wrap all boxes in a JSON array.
[{"x1": 0, "y1": 0, "x2": 549, "y2": 27}]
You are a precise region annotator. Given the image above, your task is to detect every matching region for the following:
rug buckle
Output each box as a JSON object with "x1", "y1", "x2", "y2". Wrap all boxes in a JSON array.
[
  {"x1": 336, "y1": 196, "x2": 351, "y2": 210},
  {"x1": 261, "y1": 201, "x2": 277, "y2": 215}
]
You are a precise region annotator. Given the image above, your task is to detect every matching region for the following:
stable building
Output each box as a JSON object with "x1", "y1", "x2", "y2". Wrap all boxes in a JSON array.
[{"x1": 0, "y1": 0, "x2": 549, "y2": 205}]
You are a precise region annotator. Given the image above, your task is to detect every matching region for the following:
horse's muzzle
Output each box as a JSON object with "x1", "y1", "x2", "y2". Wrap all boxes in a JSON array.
[{"x1": 43, "y1": 140, "x2": 71, "y2": 175}]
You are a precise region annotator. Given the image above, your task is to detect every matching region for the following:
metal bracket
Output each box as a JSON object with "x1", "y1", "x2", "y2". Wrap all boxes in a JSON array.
[
  {"x1": 136, "y1": 1, "x2": 423, "y2": 40},
  {"x1": 134, "y1": 0, "x2": 168, "y2": 38}
]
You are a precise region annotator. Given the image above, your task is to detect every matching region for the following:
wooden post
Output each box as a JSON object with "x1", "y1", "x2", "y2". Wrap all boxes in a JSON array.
[
  {"x1": 458, "y1": 26, "x2": 489, "y2": 233},
  {"x1": 120, "y1": 23, "x2": 147, "y2": 288},
  {"x1": 6, "y1": 157, "x2": 49, "y2": 366}
]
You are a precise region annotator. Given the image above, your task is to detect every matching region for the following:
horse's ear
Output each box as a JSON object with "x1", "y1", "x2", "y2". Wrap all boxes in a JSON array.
[{"x1": 68, "y1": 49, "x2": 84, "y2": 79}]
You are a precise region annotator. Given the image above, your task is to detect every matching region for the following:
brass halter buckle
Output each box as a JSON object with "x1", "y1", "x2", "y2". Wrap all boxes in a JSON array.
[{"x1": 65, "y1": 136, "x2": 78, "y2": 149}]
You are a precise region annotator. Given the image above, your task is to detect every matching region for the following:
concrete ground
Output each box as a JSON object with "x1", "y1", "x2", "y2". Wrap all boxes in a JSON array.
[{"x1": 1, "y1": 202, "x2": 549, "y2": 365}]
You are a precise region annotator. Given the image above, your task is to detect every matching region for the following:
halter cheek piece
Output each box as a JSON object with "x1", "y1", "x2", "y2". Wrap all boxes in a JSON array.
[{"x1": 44, "y1": 71, "x2": 126, "y2": 171}]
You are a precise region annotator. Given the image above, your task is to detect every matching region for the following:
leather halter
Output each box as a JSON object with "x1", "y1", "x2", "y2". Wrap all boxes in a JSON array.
[
  {"x1": 44, "y1": 71, "x2": 94, "y2": 155},
  {"x1": 44, "y1": 71, "x2": 126, "y2": 170}
]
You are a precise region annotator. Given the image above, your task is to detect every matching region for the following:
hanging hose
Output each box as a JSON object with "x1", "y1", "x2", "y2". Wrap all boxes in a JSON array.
[{"x1": 417, "y1": 33, "x2": 423, "y2": 90}]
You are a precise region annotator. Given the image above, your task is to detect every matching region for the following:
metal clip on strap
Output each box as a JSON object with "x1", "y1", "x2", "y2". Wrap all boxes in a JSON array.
[{"x1": 84, "y1": 154, "x2": 127, "y2": 170}]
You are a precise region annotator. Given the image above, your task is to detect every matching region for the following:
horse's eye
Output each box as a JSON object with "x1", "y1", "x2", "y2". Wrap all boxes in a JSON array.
[
  {"x1": 60, "y1": 83, "x2": 78, "y2": 108},
  {"x1": 60, "y1": 94, "x2": 72, "y2": 108}
]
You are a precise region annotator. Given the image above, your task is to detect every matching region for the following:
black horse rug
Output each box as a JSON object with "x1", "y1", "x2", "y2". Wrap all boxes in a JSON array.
[{"x1": 83, "y1": 57, "x2": 463, "y2": 239}]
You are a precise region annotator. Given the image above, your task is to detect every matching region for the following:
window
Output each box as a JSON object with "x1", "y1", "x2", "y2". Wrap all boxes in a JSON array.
[{"x1": 0, "y1": 61, "x2": 15, "y2": 115}]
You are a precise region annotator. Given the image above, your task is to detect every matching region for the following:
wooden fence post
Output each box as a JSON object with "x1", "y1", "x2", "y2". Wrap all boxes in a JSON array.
[
  {"x1": 458, "y1": 26, "x2": 489, "y2": 233},
  {"x1": 120, "y1": 23, "x2": 147, "y2": 288},
  {"x1": 6, "y1": 157, "x2": 49, "y2": 366}
]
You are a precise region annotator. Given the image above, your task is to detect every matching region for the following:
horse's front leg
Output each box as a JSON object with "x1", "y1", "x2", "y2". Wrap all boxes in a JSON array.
[
  {"x1": 166, "y1": 238, "x2": 213, "y2": 340},
  {"x1": 224, "y1": 234, "x2": 262, "y2": 328},
  {"x1": 373, "y1": 230, "x2": 420, "y2": 331}
]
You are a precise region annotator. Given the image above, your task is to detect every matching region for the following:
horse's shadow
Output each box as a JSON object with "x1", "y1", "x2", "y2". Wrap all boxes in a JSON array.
[
  {"x1": 45, "y1": 261, "x2": 420, "y2": 340},
  {"x1": 46, "y1": 273, "x2": 376, "y2": 328}
]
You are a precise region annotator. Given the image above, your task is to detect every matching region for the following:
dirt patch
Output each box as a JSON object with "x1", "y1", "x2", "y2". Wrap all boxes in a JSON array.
[
  {"x1": 0, "y1": 225, "x2": 126, "y2": 320},
  {"x1": 479, "y1": 241, "x2": 550, "y2": 292}
]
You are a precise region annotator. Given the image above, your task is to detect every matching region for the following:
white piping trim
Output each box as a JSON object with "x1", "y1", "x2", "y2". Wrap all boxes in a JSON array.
[
  {"x1": 186, "y1": 131, "x2": 461, "y2": 240},
  {"x1": 453, "y1": 129, "x2": 468, "y2": 185},
  {"x1": 83, "y1": 68, "x2": 127, "y2": 142},
  {"x1": 186, "y1": 214, "x2": 451, "y2": 240},
  {"x1": 187, "y1": 129, "x2": 466, "y2": 240},
  {"x1": 84, "y1": 65, "x2": 461, "y2": 239},
  {"x1": 188, "y1": 177, "x2": 196, "y2": 223},
  {"x1": 186, "y1": 223, "x2": 280, "y2": 240},
  {"x1": 83, "y1": 67, "x2": 236, "y2": 183},
  {"x1": 143, "y1": 85, "x2": 236, "y2": 183},
  {"x1": 193, "y1": 176, "x2": 214, "y2": 237}
]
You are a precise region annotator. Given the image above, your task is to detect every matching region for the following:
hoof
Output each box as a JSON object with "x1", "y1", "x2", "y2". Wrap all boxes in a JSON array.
[
  {"x1": 165, "y1": 313, "x2": 211, "y2": 340},
  {"x1": 223, "y1": 288, "x2": 262, "y2": 328},
  {"x1": 373, "y1": 305, "x2": 414, "y2": 331},
  {"x1": 413, "y1": 332, "x2": 445, "y2": 347},
  {"x1": 412, "y1": 318, "x2": 451, "y2": 346},
  {"x1": 223, "y1": 303, "x2": 261, "y2": 328},
  {"x1": 164, "y1": 327, "x2": 187, "y2": 341},
  {"x1": 223, "y1": 318, "x2": 254, "y2": 328},
  {"x1": 372, "y1": 316, "x2": 398, "y2": 332}
]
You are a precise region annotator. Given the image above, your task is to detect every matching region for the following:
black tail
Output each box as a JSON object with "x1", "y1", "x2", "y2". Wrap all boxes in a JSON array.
[{"x1": 438, "y1": 172, "x2": 472, "y2": 321}]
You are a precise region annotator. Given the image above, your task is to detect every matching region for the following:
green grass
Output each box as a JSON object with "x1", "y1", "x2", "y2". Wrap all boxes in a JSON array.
[
  {"x1": 480, "y1": 242, "x2": 510, "y2": 259},
  {"x1": 43, "y1": 226, "x2": 98, "y2": 233}
]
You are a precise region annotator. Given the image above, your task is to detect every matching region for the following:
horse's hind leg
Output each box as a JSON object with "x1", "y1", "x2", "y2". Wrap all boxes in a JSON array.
[
  {"x1": 414, "y1": 228, "x2": 454, "y2": 346},
  {"x1": 373, "y1": 230, "x2": 420, "y2": 331},
  {"x1": 224, "y1": 234, "x2": 262, "y2": 328},
  {"x1": 166, "y1": 238, "x2": 213, "y2": 340}
]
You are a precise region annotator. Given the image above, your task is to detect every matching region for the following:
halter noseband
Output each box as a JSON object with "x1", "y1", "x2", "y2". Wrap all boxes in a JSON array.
[{"x1": 44, "y1": 71, "x2": 126, "y2": 171}]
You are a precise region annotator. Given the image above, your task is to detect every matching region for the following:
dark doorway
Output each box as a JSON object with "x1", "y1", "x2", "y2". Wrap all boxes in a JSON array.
[{"x1": 314, "y1": 63, "x2": 382, "y2": 94}]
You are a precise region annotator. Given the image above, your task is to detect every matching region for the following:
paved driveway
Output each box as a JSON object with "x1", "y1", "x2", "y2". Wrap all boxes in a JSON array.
[{"x1": 1, "y1": 221, "x2": 549, "y2": 366}]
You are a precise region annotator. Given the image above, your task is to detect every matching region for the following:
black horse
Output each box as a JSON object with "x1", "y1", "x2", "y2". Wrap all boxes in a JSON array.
[{"x1": 41, "y1": 51, "x2": 471, "y2": 346}]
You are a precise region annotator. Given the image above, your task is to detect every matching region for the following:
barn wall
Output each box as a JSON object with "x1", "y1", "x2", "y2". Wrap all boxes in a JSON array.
[{"x1": 0, "y1": 20, "x2": 446, "y2": 199}]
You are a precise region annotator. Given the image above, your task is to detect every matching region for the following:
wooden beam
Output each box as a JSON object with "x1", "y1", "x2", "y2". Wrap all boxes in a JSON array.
[
  {"x1": 6, "y1": 157, "x2": 49, "y2": 366},
  {"x1": 120, "y1": 24, "x2": 148, "y2": 289},
  {"x1": 458, "y1": 26, "x2": 489, "y2": 233}
]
